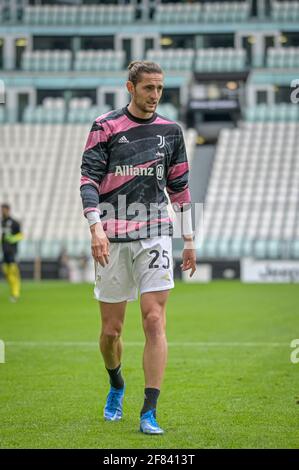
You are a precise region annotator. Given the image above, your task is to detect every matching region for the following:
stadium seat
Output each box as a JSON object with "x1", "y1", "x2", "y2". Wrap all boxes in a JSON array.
[
  {"x1": 195, "y1": 48, "x2": 246, "y2": 72},
  {"x1": 23, "y1": 98, "x2": 66, "y2": 124},
  {"x1": 74, "y1": 50, "x2": 125, "y2": 72},
  {"x1": 271, "y1": 1, "x2": 299, "y2": 22},
  {"x1": 23, "y1": 5, "x2": 135, "y2": 25},
  {"x1": 21, "y1": 50, "x2": 72, "y2": 72},
  {"x1": 267, "y1": 47, "x2": 299, "y2": 68},
  {"x1": 245, "y1": 105, "x2": 299, "y2": 122},
  {"x1": 154, "y1": 3, "x2": 202, "y2": 24},
  {"x1": 203, "y1": 1, "x2": 250, "y2": 23},
  {"x1": 146, "y1": 49, "x2": 194, "y2": 72}
]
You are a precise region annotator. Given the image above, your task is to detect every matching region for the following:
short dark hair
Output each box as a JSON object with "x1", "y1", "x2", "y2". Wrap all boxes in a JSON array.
[
  {"x1": 1, "y1": 203, "x2": 10, "y2": 210},
  {"x1": 127, "y1": 61, "x2": 163, "y2": 86}
]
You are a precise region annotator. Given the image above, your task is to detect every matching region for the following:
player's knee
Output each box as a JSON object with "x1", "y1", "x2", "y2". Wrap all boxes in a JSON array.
[
  {"x1": 100, "y1": 326, "x2": 122, "y2": 344},
  {"x1": 143, "y1": 309, "x2": 164, "y2": 338}
]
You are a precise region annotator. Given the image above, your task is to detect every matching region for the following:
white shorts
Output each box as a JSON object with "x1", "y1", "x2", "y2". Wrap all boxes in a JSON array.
[{"x1": 94, "y1": 236, "x2": 174, "y2": 303}]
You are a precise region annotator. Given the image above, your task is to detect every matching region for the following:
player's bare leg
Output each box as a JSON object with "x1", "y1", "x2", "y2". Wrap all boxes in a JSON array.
[
  {"x1": 99, "y1": 300, "x2": 126, "y2": 421},
  {"x1": 141, "y1": 290, "x2": 168, "y2": 388},
  {"x1": 139, "y1": 290, "x2": 169, "y2": 434},
  {"x1": 99, "y1": 300, "x2": 126, "y2": 369}
]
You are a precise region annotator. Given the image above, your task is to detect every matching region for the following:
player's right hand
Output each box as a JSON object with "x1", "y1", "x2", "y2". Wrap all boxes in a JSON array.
[{"x1": 90, "y1": 222, "x2": 110, "y2": 267}]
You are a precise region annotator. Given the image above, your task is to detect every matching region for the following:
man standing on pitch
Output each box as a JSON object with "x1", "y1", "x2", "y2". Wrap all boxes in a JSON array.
[
  {"x1": 1, "y1": 203, "x2": 23, "y2": 302},
  {"x1": 80, "y1": 61, "x2": 196, "y2": 434}
]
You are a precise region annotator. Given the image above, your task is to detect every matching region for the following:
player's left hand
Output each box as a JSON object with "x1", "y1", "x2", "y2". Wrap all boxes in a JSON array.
[{"x1": 181, "y1": 245, "x2": 197, "y2": 278}]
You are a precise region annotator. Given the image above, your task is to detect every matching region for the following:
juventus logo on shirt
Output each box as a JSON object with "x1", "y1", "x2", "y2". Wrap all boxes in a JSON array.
[{"x1": 157, "y1": 135, "x2": 165, "y2": 148}]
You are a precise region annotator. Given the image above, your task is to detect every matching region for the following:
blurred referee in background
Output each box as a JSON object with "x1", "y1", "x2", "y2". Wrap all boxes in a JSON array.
[{"x1": 1, "y1": 203, "x2": 23, "y2": 302}]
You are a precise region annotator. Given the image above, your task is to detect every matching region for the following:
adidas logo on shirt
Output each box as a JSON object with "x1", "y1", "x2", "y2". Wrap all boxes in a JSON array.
[{"x1": 118, "y1": 136, "x2": 130, "y2": 144}]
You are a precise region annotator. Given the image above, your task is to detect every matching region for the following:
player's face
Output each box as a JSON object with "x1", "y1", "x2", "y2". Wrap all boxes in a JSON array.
[
  {"x1": 1, "y1": 206, "x2": 10, "y2": 218},
  {"x1": 130, "y1": 73, "x2": 164, "y2": 115}
]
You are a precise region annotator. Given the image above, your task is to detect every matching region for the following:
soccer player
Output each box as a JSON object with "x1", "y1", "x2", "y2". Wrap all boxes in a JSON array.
[
  {"x1": 80, "y1": 61, "x2": 196, "y2": 434},
  {"x1": 1, "y1": 203, "x2": 23, "y2": 302}
]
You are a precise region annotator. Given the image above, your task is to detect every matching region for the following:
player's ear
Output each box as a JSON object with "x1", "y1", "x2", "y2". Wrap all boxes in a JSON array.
[{"x1": 126, "y1": 80, "x2": 134, "y2": 95}]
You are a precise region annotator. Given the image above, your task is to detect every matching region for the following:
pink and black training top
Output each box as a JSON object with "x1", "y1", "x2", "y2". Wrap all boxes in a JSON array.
[{"x1": 80, "y1": 105, "x2": 191, "y2": 242}]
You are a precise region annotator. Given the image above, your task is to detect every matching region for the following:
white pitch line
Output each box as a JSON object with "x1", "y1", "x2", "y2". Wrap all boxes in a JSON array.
[{"x1": 5, "y1": 341, "x2": 287, "y2": 348}]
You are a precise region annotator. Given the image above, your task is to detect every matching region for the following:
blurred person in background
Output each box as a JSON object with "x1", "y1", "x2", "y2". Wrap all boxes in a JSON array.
[
  {"x1": 77, "y1": 251, "x2": 89, "y2": 282},
  {"x1": 58, "y1": 247, "x2": 70, "y2": 281},
  {"x1": 1, "y1": 203, "x2": 23, "y2": 302}
]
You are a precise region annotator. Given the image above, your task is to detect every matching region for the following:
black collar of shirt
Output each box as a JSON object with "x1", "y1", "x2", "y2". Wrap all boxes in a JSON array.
[{"x1": 123, "y1": 105, "x2": 157, "y2": 124}]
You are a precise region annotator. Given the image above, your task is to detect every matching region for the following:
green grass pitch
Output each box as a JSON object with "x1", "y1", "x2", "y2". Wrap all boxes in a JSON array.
[{"x1": 0, "y1": 280, "x2": 298, "y2": 449}]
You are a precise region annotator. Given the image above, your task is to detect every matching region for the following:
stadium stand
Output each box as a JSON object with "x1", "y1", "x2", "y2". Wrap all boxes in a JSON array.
[
  {"x1": 201, "y1": 122, "x2": 299, "y2": 259},
  {"x1": 20, "y1": 49, "x2": 125, "y2": 73},
  {"x1": 23, "y1": 99, "x2": 110, "y2": 124},
  {"x1": 194, "y1": 48, "x2": 246, "y2": 72},
  {"x1": 154, "y1": 1, "x2": 250, "y2": 23},
  {"x1": 21, "y1": 50, "x2": 72, "y2": 72},
  {"x1": 154, "y1": 2, "x2": 203, "y2": 23},
  {"x1": 146, "y1": 49, "x2": 194, "y2": 72},
  {"x1": 74, "y1": 50, "x2": 125, "y2": 72},
  {"x1": 23, "y1": 4, "x2": 135, "y2": 25},
  {"x1": 146, "y1": 47, "x2": 247, "y2": 73},
  {"x1": 28, "y1": 46, "x2": 248, "y2": 75},
  {"x1": 245, "y1": 104, "x2": 299, "y2": 122},
  {"x1": 0, "y1": 124, "x2": 89, "y2": 258},
  {"x1": 202, "y1": 1, "x2": 250, "y2": 22},
  {"x1": 267, "y1": 47, "x2": 299, "y2": 68},
  {"x1": 271, "y1": 0, "x2": 299, "y2": 21},
  {"x1": 23, "y1": 98, "x2": 66, "y2": 124}
]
